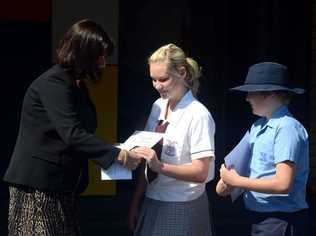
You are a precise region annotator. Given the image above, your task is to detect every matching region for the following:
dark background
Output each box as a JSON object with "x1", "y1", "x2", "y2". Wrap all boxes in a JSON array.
[
  {"x1": 0, "y1": 0, "x2": 314, "y2": 235},
  {"x1": 118, "y1": 0, "x2": 311, "y2": 156},
  {"x1": 118, "y1": 0, "x2": 312, "y2": 201}
]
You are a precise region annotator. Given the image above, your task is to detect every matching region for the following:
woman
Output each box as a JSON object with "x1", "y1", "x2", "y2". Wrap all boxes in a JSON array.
[
  {"x1": 216, "y1": 62, "x2": 309, "y2": 236},
  {"x1": 128, "y1": 43, "x2": 215, "y2": 236},
  {"x1": 3, "y1": 19, "x2": 141, "y2": 235}
]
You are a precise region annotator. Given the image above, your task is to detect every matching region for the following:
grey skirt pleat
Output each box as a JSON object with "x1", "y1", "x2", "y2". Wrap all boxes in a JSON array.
[
  {"x1": 134, "y1": 191, "x2": 212, "y2": 236},
  {"x1": 8, "y1": 186, "x2": 81, "y2": 236}
]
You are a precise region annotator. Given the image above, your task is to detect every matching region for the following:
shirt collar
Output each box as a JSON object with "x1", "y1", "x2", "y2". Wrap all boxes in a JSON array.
[
  {"x1": 158, "y1": 90, "x2": 195, "y2": 122},
  {"x1": 264, "y1": 105, "x2": 291, "y2": 128},
  {"x1": 271, "y1": 105, "x2": 291, "y2": 118},
  {"x1": 174, "y1": 90, "x2": 195, "y2": 110}
]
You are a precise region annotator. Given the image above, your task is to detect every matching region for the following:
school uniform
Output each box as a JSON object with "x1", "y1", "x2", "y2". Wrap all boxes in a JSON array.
[
  {"x1": 134, "y1": 90, "x2": 215, "y2": 236},
  {"x1": 245, "y1": 105, "x2": 309, "y2": 236}
]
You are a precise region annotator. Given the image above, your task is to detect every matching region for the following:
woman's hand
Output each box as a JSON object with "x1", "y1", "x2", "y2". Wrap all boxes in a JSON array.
[
  {"x1": 117, "y1": 149, "x2": 142, "y2": 170},
  {"x1": 220, "y1": 164, "x2": 240, "y2": 187},
  {"x1": 133, "y1": 147, "x2": 163, "y2": 173}
]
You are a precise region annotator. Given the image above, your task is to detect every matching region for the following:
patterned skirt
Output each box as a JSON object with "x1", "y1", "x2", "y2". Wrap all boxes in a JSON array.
[
  {"x1": 8, "y1": 186, "x2": 81, "y2": 236},
  {"x1": 134, "y1": 191, "x2": 213, "y2": 236}
]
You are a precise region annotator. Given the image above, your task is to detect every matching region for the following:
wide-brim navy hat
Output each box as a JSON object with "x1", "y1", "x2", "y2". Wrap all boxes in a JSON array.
[{"x1": 230, "y1": 62, "x2": 305, "y2": 94}]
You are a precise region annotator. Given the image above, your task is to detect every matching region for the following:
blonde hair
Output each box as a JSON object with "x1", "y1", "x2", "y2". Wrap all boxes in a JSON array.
[{"x1": 148, "y1": 43, "x2": 201, "y2": 96}]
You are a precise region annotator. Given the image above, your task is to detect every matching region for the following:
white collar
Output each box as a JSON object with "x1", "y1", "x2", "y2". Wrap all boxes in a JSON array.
[{"x1": 158, "y1": 90, "x2": 195, "y2": 124}]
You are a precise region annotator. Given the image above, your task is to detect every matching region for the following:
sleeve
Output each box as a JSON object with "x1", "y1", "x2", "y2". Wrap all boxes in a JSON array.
[
  {"x1": 189, "y1": 109, "x2": 215, "y2": 160},
  {"x1": 38, "y1": 76, "x2": 120, "y2": 169},
  {"x1": 274, "y1": 122, "x2": 304, "y2": 164}
]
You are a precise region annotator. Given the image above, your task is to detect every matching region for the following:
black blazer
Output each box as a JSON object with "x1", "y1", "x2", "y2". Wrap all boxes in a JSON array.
[{"x1": 4, "y1": 65, "x2": 120, "y2": 192}]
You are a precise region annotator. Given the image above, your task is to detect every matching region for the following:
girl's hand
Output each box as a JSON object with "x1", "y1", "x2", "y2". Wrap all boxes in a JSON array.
[
  {"x1": 133, "y1": 147, "x2": 163, "y2": 173},
  {"x1": 216, "y1": 178, "x2": 233, "y2": 197},
  {"x1": 220, "y1": 164, "x2": 240, "y2": 187}
]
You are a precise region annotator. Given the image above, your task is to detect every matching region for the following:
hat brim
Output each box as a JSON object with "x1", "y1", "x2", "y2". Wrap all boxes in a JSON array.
[{"x1": 230, "y1": 84, "x2": 305, "y2": 94}]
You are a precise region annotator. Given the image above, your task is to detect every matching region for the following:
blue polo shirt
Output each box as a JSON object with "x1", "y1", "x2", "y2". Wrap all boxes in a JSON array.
[{"x1": 244, "y1": 105, "x2": 309, "y2": 212}]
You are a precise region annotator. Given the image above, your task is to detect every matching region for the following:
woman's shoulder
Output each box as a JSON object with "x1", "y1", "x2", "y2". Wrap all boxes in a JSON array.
[
  {"x1": 33, "y1": 65, "x2": 73, "y2": 87},
  {"x1": 28, "y1": 65, "x2": 75, "y2": 98}
]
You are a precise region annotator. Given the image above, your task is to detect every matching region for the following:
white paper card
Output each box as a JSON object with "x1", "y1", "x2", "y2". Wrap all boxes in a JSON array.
[
  {"x1": 101, "y1": 131, "x2": 164, "y2": 180},
  {"x1": 121, "y1": 130, "x2": 164, "y2": 150},
  {"x1": 101, "y1": 162, "x2": 132, "y2": 180}
]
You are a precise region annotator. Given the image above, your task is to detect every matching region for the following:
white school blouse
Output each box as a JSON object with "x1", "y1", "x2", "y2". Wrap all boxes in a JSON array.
[{"x1": 145, "y1": 91, "x2": 215, "y2": 202}]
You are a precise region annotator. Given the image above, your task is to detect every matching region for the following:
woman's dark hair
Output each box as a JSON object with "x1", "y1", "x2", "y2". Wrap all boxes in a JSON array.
[{"x1": 56, "y1": 19, "x2": 114, "y2": 81}]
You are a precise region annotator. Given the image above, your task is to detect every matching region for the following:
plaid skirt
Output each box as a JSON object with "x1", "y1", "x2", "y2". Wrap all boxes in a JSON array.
[
  {"x1": 134, "y1": 191, "x2": 213, "y2": 236},
  {"x1": 8, "y1": 186, "x2": 81, "y2": 236}
]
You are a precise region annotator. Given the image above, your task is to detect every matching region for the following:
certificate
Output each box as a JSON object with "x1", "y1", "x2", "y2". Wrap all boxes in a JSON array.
[
  {"x1": 101, "y1": 130, "x2": 164, "y2": 180},
  {"x1": 224, "y1": 131, "x2": 251, "y2": 201},
  {"x1": 101, "y1": 162, "x2": 132, "y2": 180},
  {"x1": 119, "y1": 130, "x2": 164, "y2": 150}
]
